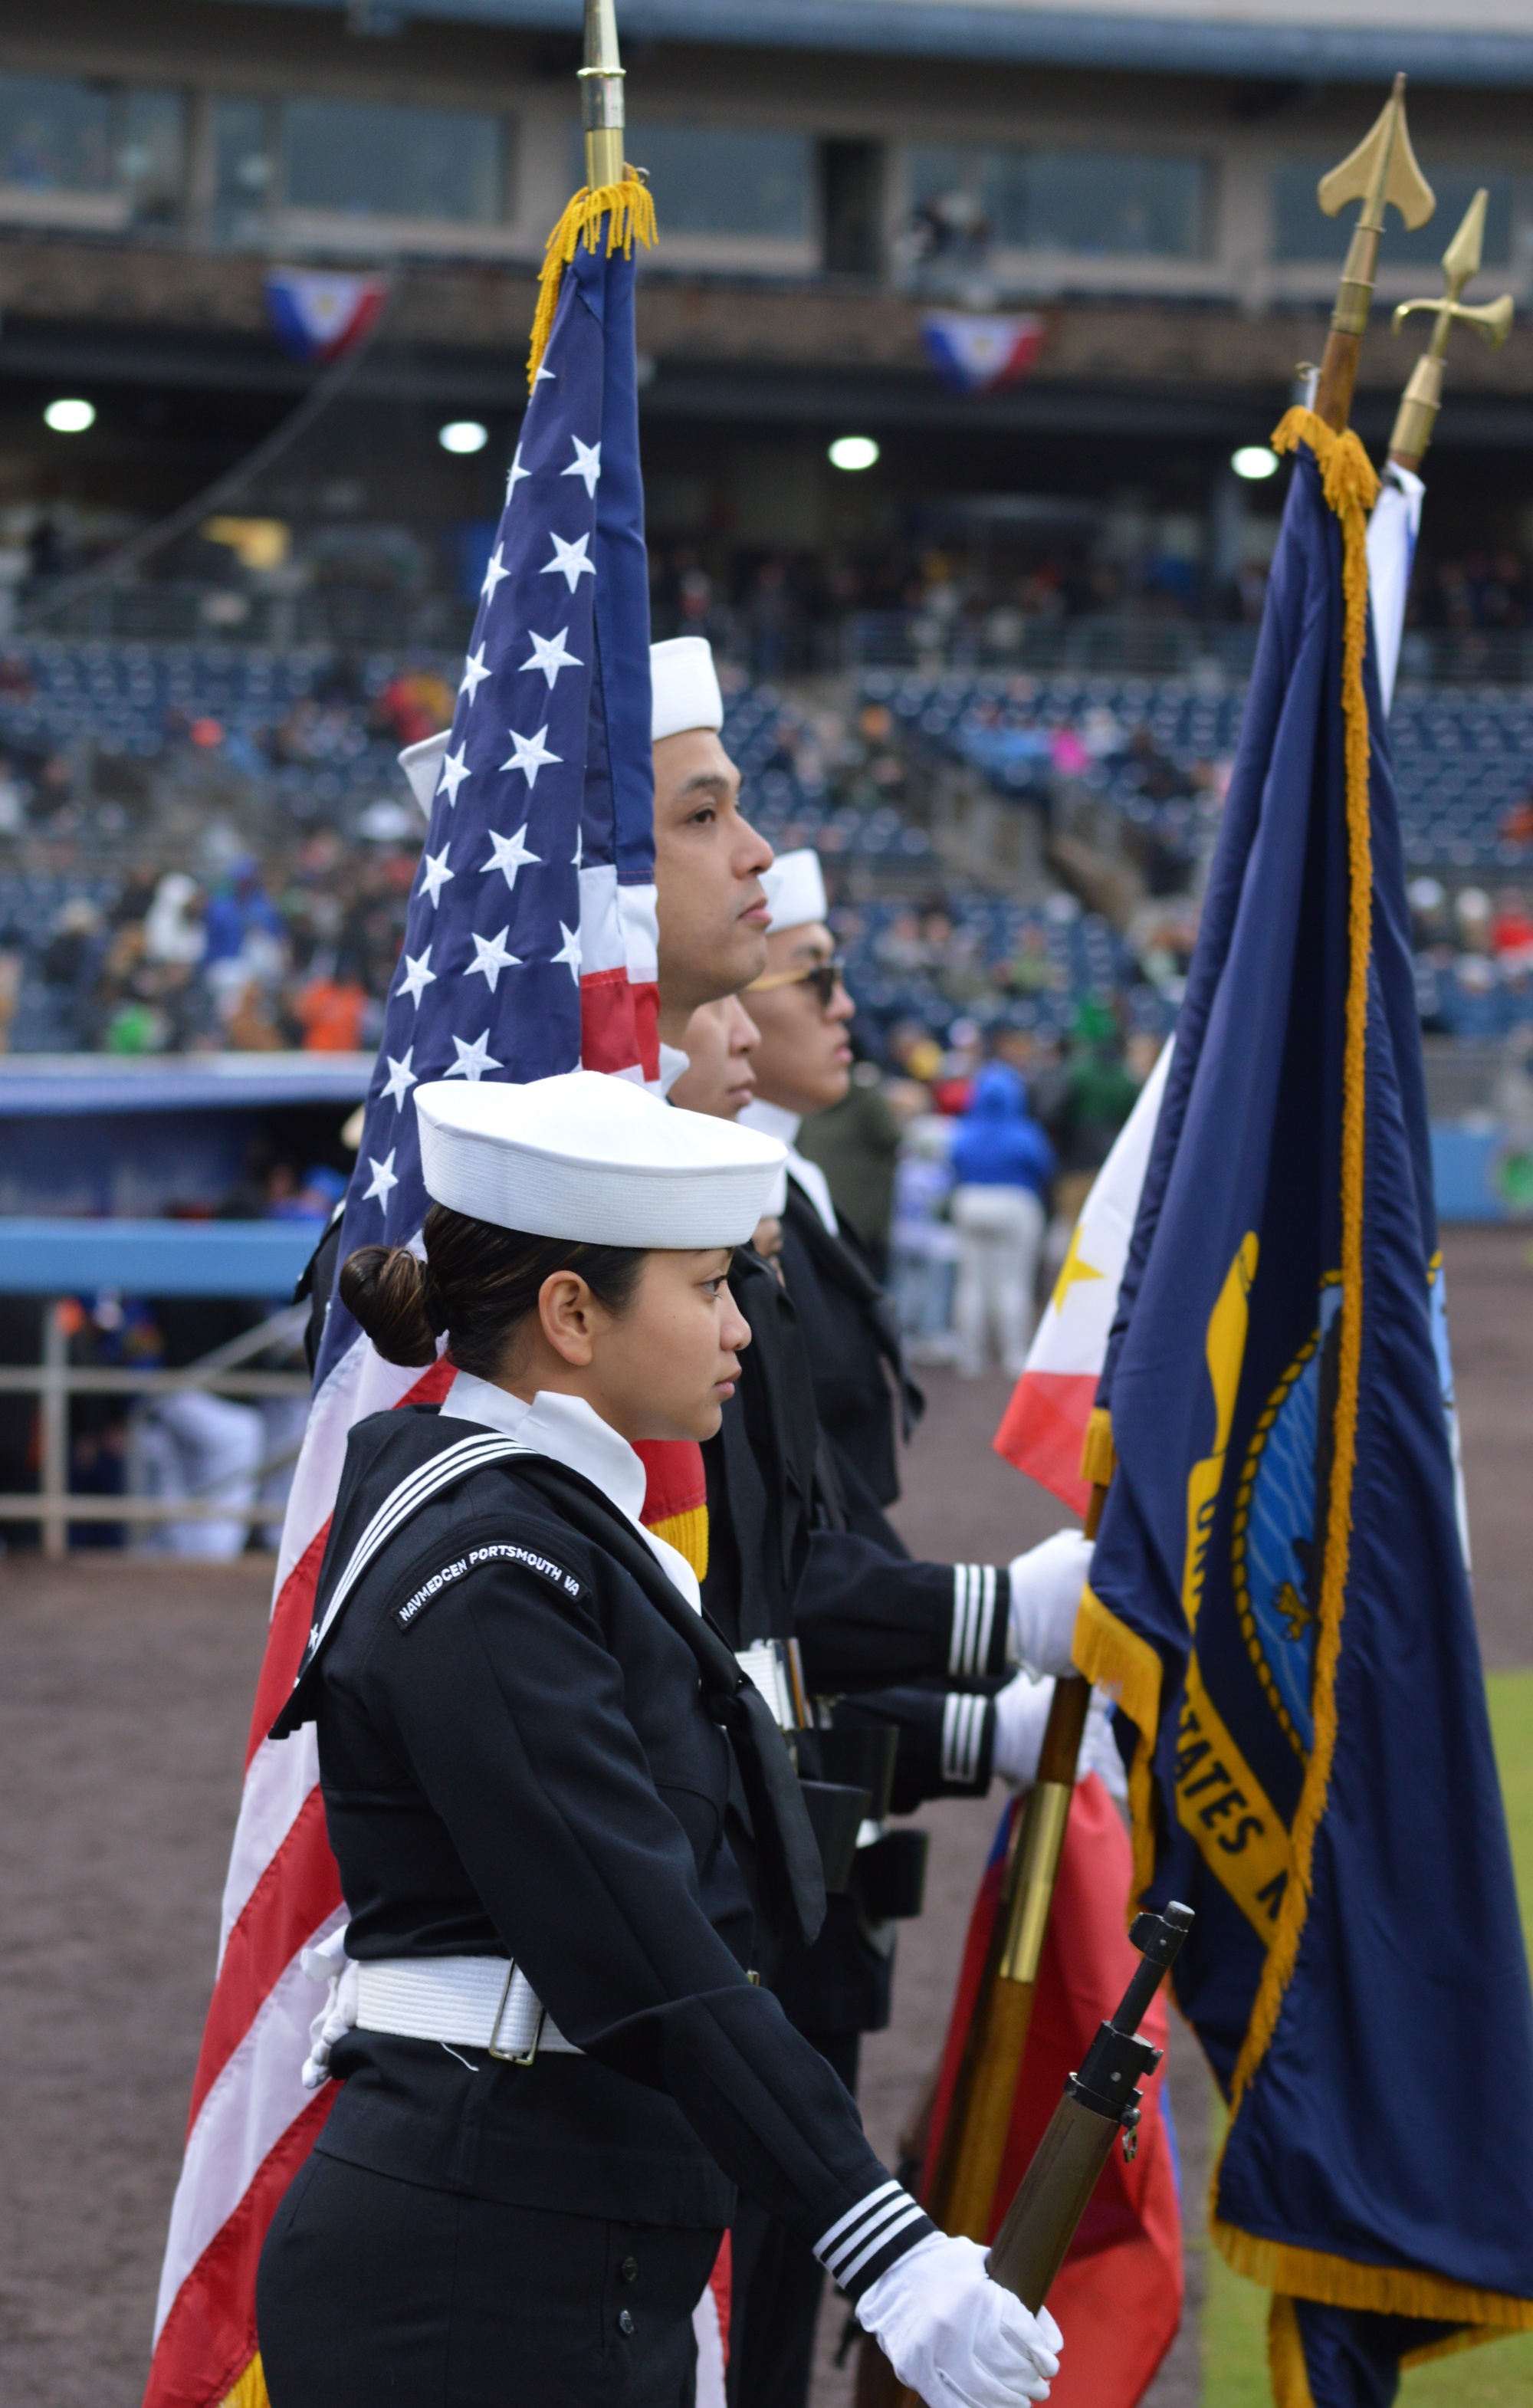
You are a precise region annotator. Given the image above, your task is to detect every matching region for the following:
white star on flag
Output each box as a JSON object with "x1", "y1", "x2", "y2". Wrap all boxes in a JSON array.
[
  {"x1": 541, "y1": 531, "x2": 596, "y2": 593},
  {"x1": 382, "y1": 1047, "x2": 418, "y2": 1109},
  {"x1": 519, "y1": 627, "x2": 583, "y2": 690},
  {"x1": 506, "y1": 443, "x2": 530, "y2": 501},
  {"x1": 500, "y1": 724, "x2": 561, "y2": 787},
  {"x1": 481, "y1": 823, "x2": 541, "y2": 891},
  {"x1": 363, "y1": 1148, "x2": 399, "y2": 1207},
  {"x1": 481, "y1": 544, "x2": 510, "y2": 606},
  {"x1": 464, "y1": 925, "x2": 521, "y2": 993},
  {"x1": 552, "y1": 921, "x2": 583, "y2": 984},
  {"x1": 561, "y1": 435, "x2": 602, "y2": 497},
  {"x1": 436, "y1": 744, "x2": 471, "y2": 806},
  {"x1": 419, "y1": 845, "x2": 455, "y2": 907},
  {"x1": 533, "y1": 364, "x2": 555, "y2": 385},
  {"x1": 397, "y1": 945, "x2": 436, "y2": 1007},
  {"x1": 458, "y1": 647, "x2": 490, "y2": 705},
  {"x1": 445, "y1": 1030, "x2": 502, "y2": 1081}
]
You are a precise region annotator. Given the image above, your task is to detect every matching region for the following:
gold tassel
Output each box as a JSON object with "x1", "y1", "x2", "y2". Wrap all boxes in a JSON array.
[
  {"x1": 220, "y1": 2354, "x2": 270, "y2": 2408},
  {"x1": 1268, "y1": 2298, "x2": 1317, "y2": 2408},
  {"x1": 1078, "y1": 1404, "x2": 1116, "y2": 1488},
  {"x1": 527, "y1": 170, "x2": 657, "y2": 391}
]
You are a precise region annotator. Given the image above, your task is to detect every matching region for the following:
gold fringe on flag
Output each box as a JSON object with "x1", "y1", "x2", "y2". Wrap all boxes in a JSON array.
[
  {"x1": 220, "y1": 2353, "x2": 269, "y2": 2408},
  {"x1": 527, "y1": 171, "x2": 657, "y2": 391}
]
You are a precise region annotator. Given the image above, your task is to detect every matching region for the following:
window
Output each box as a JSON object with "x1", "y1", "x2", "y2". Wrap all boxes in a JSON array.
[
  {"x1": 0, "y1": 74, "x2": 185, "y2": 223},
  {"x1": 284, "y1": 97, "x2": 504, "y2": 223},
  {"x1": 625, "y1": 125, "x2": 812, "y2": 239},
  {"x1": 213, "y1": 94, "x2": 508, "y2": 239},
  {"x1": 910, "y1": 143, "x2": 1208, "y2": 258},
  {"x1": 1273, "y1": 163, "x2": 1515, "y2": 267}
]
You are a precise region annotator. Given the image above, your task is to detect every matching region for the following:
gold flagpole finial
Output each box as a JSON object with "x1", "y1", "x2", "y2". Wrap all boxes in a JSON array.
[
  {"x1": 1387, "y1": 189, "x2": 1514, "y2": 470},
  {"x1": 579, "y1": 0, "x2": 625, "y2": 191},
  {"x1": 1311, "y1": 74, "x2": 1435, "y2": 432}
]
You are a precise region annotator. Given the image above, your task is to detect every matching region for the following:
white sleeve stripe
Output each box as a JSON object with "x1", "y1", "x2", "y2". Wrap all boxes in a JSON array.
[
  {"x1": 835, "y1": 2200, "x2": 931, "y2": 2285},
  {"x1": 820, "y1": 2190, "x2": 920, "y2": 2276},
  {"x1": 948, "y1": 1565, "x2": 971, "y2": 1677},
  {"x1": 815, "y1": 2179, "x2": 901, "y2": 2261},
  {"x1": 942, "y1": 1691, "x2": 984, "y2": 1782},
  {"x1": 973, "y1": 1564, "x2": 996, "y2": 1674}
]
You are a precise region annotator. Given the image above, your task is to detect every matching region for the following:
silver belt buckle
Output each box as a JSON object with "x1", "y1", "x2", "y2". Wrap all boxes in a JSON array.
[{"x1": 487, "y1": 1962, "x2": 543, "y2": 2065}]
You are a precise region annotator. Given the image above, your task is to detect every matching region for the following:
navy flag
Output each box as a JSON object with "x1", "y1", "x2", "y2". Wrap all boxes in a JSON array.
[{"x1": 1075, "y1": 409, "x2": 1533, "y2": 2406}]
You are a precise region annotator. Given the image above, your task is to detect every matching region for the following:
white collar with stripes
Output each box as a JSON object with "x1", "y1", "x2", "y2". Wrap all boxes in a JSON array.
[{"x1": 442, "y1": 1375, "x2": 702, "y2": 1614}]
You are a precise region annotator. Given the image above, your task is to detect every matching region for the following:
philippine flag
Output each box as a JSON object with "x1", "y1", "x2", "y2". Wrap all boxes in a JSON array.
[
  {"x1": 266, "y1": 268, "x2": 388, "y2": 362},
  {"x1": 921, "y1": 310, "x2": 1046, "y2": 394},
  {"x1": 993, "y1": 1038, "x2": 1171, "y2": 1513}
]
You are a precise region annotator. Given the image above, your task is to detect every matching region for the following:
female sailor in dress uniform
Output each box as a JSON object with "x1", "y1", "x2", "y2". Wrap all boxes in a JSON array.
[{"x1": 254, "y1": 1069, "x2": 1064, "y2": 2408}]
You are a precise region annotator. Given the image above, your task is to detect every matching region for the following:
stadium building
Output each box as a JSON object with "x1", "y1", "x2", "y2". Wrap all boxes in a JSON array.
[{"x1": 1, "y1": 0, "x2": 1532, "y2": 656}]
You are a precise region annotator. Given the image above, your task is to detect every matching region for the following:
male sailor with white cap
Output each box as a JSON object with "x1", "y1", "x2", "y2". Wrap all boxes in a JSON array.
[{"x1": 254, "y1": 1069, "x2": 1065, "y2": 2408}]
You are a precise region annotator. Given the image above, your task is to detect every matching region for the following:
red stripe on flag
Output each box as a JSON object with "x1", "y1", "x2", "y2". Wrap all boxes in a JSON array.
[
  {"x1": 247, "y1": 1523, "x2": 329, "y2": 1769},
  {"x1": 580, "y1": 965, "x2": 650, "y2": 1077},
  {"x1": 992, "y1": 1368, "x2": 1097, "y2": 1517},
  {"x1": 634, "y1": 1437, "x2": 707, "y2": 1525},
  {"x1": 143, "y1": 2088, "x2": 333, "y2": 2408},
  {"x1": 186, "y1": 1792, "x2": 343, "y2": 2134},
  {"x1": 923, "y1": 1779, "x2": 1182, "y2": 2408},
  {"x1": 246, "y1": 1354, "x2": 458, "y2": 1764}
]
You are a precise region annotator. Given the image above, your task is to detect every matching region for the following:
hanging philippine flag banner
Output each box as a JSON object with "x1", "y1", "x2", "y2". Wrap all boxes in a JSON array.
[
  {"x1": 265, "y1": 268, "x2": 388, "y2": 363},
  {"x1": 921, "y1": 310, "x2": 1046, "y2": 394}
]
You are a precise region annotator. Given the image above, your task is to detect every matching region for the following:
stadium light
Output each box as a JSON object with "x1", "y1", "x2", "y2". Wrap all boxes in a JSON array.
[
  {"x1": 44, "y1": 398, "x2": 96, "y2": 435},
  {"x1": 438, "y1": 420, "x2": 489, "y2": 455},
  {"x1": 829, "y1": 435, "x2": 880, "y2": 472},
  {"x1": 1231, "y1": 445, "x2": 1280, "y2": 481}
]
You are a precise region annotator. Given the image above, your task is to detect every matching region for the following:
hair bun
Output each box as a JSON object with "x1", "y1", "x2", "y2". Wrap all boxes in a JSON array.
[{"x1": 339, "y1": 1244, "x2": 439, "y2": 1367}]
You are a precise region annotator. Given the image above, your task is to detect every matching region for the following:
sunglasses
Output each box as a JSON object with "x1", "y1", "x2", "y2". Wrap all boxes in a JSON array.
[{"x1": 747, "y1": 956, "x2": 847, "y2": 1008}]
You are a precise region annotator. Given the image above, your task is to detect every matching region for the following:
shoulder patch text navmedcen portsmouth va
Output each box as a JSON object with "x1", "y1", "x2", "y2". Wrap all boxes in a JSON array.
[{"x1": 396, "y1": 1543, "x2": 586, "y2": 1629}]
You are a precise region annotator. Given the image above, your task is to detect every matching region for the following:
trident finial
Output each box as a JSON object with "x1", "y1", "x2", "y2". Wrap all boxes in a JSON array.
[
  {"x1": 1311, "y1": 74, "x2": 1435, "y2": 432},
  {"x1": 1387, "y1": 189, "x2": 1514, "y2": 468},
  {"x1": 579, "y1": 0, "x2": 625, "y2": 190}
]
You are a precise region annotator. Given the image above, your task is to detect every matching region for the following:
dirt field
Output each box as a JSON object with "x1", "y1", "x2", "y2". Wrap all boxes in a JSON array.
[{"x1": 0, "y1": 1224, "x2": 1527, "y2": 2407}]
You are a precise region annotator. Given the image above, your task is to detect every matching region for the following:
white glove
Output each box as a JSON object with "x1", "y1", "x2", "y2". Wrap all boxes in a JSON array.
[
  {"x1": 1006, "y1": 1529, "x2": 1093, "y2": 1679},
  {"x1": 992, "y1": 1674, "x2": 1127, "y2": 1801},
  {"x1": 856, "y1": 2232, "x2": 1062, "y2": 2408}
]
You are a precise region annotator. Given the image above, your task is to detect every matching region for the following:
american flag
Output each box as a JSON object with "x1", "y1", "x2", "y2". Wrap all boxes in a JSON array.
[{"x1": 146, "y1": 215, "x2": 658, "y2": 2408}]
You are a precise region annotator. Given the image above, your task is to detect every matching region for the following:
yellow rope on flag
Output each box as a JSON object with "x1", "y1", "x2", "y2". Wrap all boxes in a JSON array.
[
  {"x1": 1077, "y1": 1404, "x2": 1116, "y2": 1488},
  {"x1": 527, "y1": 171, "x2": 657, "y2": 392},
  {"x1": 1227, "y1": 406, "x2": 1376, "y2": 2123},
  {"x1": 1268, "y1": 2297, "x2": 1316, "y2": 2408}
]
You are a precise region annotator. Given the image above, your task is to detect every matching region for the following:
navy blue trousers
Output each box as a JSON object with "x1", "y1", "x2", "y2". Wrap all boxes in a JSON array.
[{"x1": 258, "y1": 2150, "x2": 721, "y2": 2408}]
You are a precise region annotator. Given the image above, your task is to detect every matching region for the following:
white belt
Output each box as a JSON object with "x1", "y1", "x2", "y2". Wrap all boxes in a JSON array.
[{"x1": 356, "y1": 1956, "x2": 583, "y2": 2063}]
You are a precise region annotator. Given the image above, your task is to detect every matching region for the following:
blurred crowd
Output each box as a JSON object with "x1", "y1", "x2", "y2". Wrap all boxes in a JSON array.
[
  {"x1": 2, "y1": 840, "x2": 418, "y2": 1056},
  {"x1": 797, "y1": 998, "x2": 1158, "y2": 1381}
]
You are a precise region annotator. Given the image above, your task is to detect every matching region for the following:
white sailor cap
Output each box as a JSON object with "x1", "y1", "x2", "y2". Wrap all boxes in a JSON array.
[
  {"x1": 760, "y1": 847, "x2": 827, "y2": 935},
  {"x1": 415, "y1": 1069, "x2": 786, "y2": 1247},
  {"x1": 651, "y1": 636, "x2": 724, "y2": 744}
]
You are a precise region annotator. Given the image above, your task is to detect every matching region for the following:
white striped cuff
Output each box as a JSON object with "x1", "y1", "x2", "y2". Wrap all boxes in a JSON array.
[
  {"x1": 814, "y1": 2180, "x2": 934, "y2": 2298},
  {"x1": 948, "y1": 1563, "x2": 998, "y2": 1677},
  {"x1": 941, "y1": 1691, "x2": 990, "y2": 1786}
]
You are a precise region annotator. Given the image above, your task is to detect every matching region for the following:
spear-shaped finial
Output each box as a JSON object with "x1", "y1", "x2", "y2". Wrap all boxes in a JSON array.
[
  {"x1": 579, "y1": 0, "x2": 625, "y2": 191},
  {"x1": 1311, "y1": 74, "x2": 1436, "y2": 432},
  {"x1": 1387, "y1": 189, "x2": 1514, "y2": 470}
]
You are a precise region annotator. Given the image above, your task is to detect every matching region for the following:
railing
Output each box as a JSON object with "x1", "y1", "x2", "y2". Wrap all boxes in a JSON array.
[{"x1": 0, "y1": 1219, "x2": 317, "y2": 1559}]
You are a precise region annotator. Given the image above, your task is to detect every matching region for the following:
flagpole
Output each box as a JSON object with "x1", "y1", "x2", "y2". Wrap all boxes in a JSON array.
[
  {"x1": 1310, "y1": 74, "x2": 1434, "y2": 434},
  {"x1": 1387, "y1": 191, "x2": 1513, "y2": 471},
  {"x1": 580, "y1": 0, "x2": 625, "y2": 190}
]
